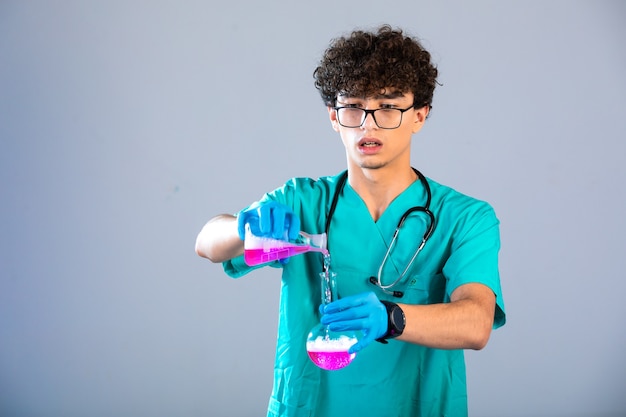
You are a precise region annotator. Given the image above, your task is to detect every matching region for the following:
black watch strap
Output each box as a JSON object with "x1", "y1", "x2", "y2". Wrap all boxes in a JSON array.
[{"x1": 376, "y1": 300, "x2": 406, "y2": 344}]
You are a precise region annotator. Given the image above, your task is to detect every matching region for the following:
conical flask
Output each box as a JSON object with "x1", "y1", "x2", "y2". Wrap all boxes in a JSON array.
[
  {"x1": 244, "y1": 224, "x2": 328, "y2": 266},
  {"x1": 306, "y1": 271, "x2": 358, "y2": 370}
]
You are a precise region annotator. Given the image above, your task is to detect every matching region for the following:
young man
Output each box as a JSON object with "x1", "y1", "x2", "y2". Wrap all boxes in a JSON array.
[{"x1": 196, "y1": 24, "x2": 505, "y2": 417}]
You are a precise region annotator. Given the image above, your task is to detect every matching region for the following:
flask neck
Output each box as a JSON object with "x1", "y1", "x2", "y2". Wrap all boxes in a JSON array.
[{"x1": 299, "y1": 232, "x2": 327, "y2": 251}]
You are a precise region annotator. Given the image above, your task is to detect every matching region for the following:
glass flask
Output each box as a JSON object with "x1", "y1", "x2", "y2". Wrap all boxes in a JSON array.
[
  {"x1": 244, "y1": 224, "x2": 328, "y2": 266},
  {"x1": 306, "y1": 270, "x2": 358, "y2": 370}
]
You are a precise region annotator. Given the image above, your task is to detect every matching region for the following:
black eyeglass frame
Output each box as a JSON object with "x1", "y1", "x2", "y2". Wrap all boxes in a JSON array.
[{"x1": 332, "y1": 105, "x2": 416, "y2": 129}]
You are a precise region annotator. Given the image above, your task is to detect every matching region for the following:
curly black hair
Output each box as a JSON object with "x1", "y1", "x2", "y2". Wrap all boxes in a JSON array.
[{"x1": 313, "y1": 25, "x2": 438, "y2": 111}]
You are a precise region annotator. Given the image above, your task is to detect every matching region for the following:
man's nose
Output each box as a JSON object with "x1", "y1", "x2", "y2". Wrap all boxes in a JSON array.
[{"x1": 361, "y1": 111, "x2": 378, "y2": 129}]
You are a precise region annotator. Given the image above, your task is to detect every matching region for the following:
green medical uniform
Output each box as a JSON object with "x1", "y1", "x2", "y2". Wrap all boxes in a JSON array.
[{"x1": 224, "y1": 172, "x2": 506, "y2": 417}]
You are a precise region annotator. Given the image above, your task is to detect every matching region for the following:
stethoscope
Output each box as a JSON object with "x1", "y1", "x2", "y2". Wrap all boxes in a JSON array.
[{"x1": 324, "y1": 167, "x2": 435, "y2": 298}]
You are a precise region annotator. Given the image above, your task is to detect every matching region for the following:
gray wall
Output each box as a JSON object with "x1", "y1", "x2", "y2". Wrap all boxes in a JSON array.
[{"x1": 1, "y1": 1, "x2": 625, "y2": 416}]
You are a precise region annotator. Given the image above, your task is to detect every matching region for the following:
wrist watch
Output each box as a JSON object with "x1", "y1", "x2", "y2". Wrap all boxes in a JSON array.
[{"x1": 376, "y1": 300, "x2": 406, "y2": 344}]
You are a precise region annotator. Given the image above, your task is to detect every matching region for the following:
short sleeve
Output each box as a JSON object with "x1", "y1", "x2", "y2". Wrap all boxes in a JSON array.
[{"x1": 442, "y1": 203, "x2": 506, "y2": 328}]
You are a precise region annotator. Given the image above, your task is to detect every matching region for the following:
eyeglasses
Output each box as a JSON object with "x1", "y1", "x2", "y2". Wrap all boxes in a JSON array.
[{"x1": 333, "y1": 105, "x2": 415, "y2": 129}]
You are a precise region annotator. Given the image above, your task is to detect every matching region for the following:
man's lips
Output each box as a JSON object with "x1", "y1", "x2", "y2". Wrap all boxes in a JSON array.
[
  {"x1": 358, "y1": 138, "x2": 382, "y2": 147},
  {"x1": 357, "y1": 137, "x2": 382, "y2": 154}
]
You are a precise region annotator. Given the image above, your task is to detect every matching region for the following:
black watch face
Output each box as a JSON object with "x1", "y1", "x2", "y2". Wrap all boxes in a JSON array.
[{"x1": 391, "y1": 306, "x2": 405, "y2": 332}]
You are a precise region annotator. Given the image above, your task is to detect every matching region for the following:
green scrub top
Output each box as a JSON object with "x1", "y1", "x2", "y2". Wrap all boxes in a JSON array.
[{"x1": 224, "y1": 172, "x2": 505, "y2": 417}]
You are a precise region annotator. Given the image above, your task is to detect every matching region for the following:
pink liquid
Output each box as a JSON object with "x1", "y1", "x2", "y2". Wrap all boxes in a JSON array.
[
  {"x1": 244, "y1": 245, "x2": 312, "y2": 266},
  {"x1": 307, "y1": 350, "x2": 355, "y2": 371}
]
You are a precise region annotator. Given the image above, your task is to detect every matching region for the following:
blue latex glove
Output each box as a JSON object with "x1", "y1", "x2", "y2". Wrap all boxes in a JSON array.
[
  {"x1": 320, "y1": 291, "x2": 388, "y2": 354},
  {"x1": 237, "y1": 201, "x2": 301, "y2": 241}
]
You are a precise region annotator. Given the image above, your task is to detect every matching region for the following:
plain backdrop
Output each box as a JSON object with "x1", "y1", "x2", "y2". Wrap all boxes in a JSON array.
[{"x1": 1, "y1": 1, "x2": 625, "y2": 416}]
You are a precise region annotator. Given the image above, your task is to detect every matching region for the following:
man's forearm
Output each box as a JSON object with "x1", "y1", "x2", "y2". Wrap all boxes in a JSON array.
[
  {"x1": 195, "y1": 214, "x2": 244, "y2": 263},
  {"x1": 397, "y1": 283, "x2": 496, "y2": 350}
]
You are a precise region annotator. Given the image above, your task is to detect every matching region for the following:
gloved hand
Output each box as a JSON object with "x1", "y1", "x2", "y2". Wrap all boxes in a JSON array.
[
  {"x1": 237, "y1": 201, "x2": 301, "y2": 241},
  {"x1": 320, "y1": 291, "x2": 388, "y2": 354}
]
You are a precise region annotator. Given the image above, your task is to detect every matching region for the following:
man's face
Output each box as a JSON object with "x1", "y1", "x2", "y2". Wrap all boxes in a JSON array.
[{"x1": 328, "y1": 90, "x2": 429, "y2": 172}]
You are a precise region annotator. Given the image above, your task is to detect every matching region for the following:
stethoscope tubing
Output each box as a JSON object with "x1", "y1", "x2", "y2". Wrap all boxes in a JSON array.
[{"x1": 324, "y1": 168, "x2": 436, "y2": 297}]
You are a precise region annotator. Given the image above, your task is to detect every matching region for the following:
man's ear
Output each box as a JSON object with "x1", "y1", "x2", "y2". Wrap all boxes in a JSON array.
[
  {"x1": 328, "y1": 106, "x2": 340, "y2": 132},
  {"x1": 412, "y1": 106, "x2": 429, "y2": 133}
]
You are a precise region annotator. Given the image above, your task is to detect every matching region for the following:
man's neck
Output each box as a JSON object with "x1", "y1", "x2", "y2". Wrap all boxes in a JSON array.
[{"x1": 348, "y1": 166, "x2": 417, "y2": 221}]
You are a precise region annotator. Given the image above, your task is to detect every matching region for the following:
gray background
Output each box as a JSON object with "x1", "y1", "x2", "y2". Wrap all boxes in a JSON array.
[{"x1": 1, "y1": 1, "x2": 625, "y2": 416}]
